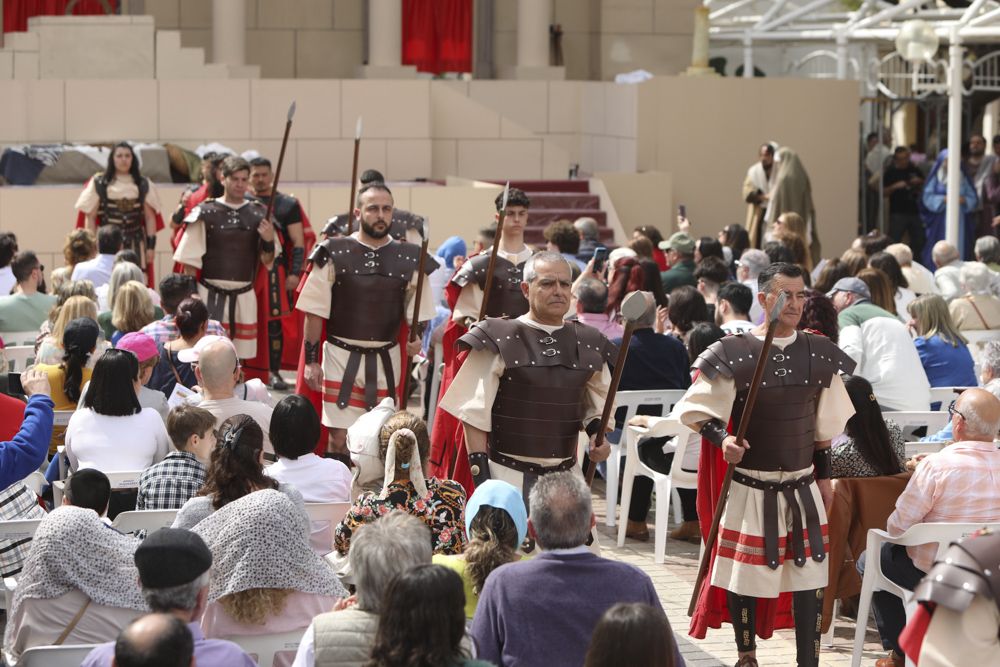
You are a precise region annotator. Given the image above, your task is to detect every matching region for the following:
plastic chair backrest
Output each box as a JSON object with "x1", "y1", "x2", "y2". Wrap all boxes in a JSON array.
[
  {"x1": 928, "y1": 386, "x2": 969, "y2": 410},
  {"x1": 304, "y1": 502, "x2": 351, "y2": 525},
  {"x1": 104, "y1": 471, "x2": 142, "y2": 490},
  {"x1": 0, "y1": 519, "x2": 42, "y2": 544},
  {"x1": 17, "y1": 644, "x2": 99, "y2": 667},
  {"x1": 52, "y1": 411, "x2": 74, "y2": 428},
  {"x1": 111, "y1": 509, "x2": 179, "y2": 535},
  {"x1": 889, "y1": 411, "x2": 950, "y2": 431},
  {"x1": 21, "y1": 472, "x2": 45, "y2": 497},
  {"x1": 3, "y1": 346, "x2": 35, "y2": 373},
  {"x1": 229, "y1": 629, "x2": 304, "y2": 667},
  {"x1": 1, "y1": 332, "x2": 41, "y2": 348},
  {"x1": 903, "y1": 441, "x2": 946, "y2": 458}
]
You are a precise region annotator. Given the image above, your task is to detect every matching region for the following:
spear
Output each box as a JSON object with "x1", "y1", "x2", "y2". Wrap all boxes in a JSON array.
[
  {"x1": 349, "y1": 116, "x2": 362, "y2": 233},
  {"x1": 264, "y1": 101, "x2": 296, "y2": 224},
  {"x1": 688, "y1": 291, "x2": 788, "y2": 617},
  {"x1": 477, "y1": 182, "x2": 510, "y2": 322},
  {"x1": 399, "y1": 218, "x2": 431, "y2": 406}
]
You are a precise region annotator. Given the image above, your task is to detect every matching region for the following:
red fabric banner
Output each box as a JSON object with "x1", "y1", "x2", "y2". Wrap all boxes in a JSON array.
[
  {"x1": 402, "y1": 0, "x2": 472, "y2": 74},
  {"x1": 4, "y1": 0, "x2": 116, "y2": 33}
]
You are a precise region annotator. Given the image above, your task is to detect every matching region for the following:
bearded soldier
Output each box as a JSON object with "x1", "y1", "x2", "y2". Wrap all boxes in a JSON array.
[{"x1": 322, "y1": 169, "x2": 424, "y2": 243}]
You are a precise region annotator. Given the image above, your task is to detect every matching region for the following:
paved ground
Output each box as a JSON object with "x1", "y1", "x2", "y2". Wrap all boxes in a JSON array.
[{"x1": 589, "y1": 480, "x2": 888, "y2": 667}]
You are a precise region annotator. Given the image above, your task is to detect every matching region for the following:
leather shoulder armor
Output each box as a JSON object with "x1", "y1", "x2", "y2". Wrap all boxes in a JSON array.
[
  {"x1": 309, "y1": 238, "x2": 337, "y2": 269},
  {"x1": 913, "y1": 531, "x2": 1000, "y2": 616}
]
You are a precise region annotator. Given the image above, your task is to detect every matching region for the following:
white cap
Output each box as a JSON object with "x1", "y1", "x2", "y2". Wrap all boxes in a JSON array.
[{"x1": 176, "y1": 335, "x2": 237, "y2": 364}]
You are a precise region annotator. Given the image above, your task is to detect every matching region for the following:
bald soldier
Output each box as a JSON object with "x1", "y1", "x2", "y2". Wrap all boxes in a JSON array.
[{"x1": 439, "y1": 251, "x2": 614, "y2": 509}]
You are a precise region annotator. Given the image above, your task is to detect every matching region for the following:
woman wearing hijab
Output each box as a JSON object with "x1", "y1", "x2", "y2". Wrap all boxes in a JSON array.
[
  {"x1": 3, "y1": 506, "x2": 146, "y2": 661},
  {"x1": 764, "y1": 147, "x2": 821, "y2": 265},
  {"x1": 430, "y1": 236, "x2": 468, "y2": 307},
  {"x1": 921, "y1": 148, "x2": 979, "y2": 265},
  {"x1": 193, "y1": 489, "x2": 346, "y2": 662},
  {"x1": 334, "y1": 411, "x2": 467, "y2": 557}
]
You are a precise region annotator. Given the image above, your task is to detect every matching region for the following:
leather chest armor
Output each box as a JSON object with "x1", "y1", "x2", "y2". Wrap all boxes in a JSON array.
[
  {"x1": 459, "y1": 318, "x2": 617, "y2": 460},
  {"x1": 95, "y1": 175, "x2": 147, "y2": 232},
  {"x1": 913, "y1": 530, "x2": 1000, "y2": 630},
  {"x1": 693, "y1": 332, "x2": 856, "y2": 472},
  {"x1": 323, "y1": 208, "x2": 425, "y2": 241},
  {"x1": 453, "y1": 252, "x2": 530, "y2": 319},
  {"x1": 310, "y1": 237, "x2": 438, "y2": 342},
  {"x1": 191, "y1": 200, "x2": 266, "y2": 283}
]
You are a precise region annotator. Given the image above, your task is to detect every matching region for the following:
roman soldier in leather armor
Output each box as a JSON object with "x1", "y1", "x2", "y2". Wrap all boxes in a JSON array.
[
  {"x1": 173, "y1": 156, "x2": 279, "y2": 361},
  {"x1": 901, "y1": 529, "x2": 1000, "y2": 666},
  {"x1": 439, "y1": 251, "x2": 613, "y2": 520},
  {"x1": 672, "y1": 262, "x2": 856, "y2": 667},
  {"x1": 428, "y1": 187, "x2": 535, "y2": 493},
  {"x1": 297, "y1": 182, "x2": 437, "y2": 463},
  {"x1": 74, "y1": 141, "x2": 165, "y2": 286}
]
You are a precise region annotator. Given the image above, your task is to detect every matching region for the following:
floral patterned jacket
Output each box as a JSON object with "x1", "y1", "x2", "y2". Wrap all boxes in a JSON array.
[{"x1": 334, "y1": 477, "x2": 468, "y2": 556}]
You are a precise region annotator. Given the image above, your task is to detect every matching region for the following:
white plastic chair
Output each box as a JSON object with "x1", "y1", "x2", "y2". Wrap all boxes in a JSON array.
[
  {"x1": 111, "y1": 509, "x2": 179, "y2": 535},
  {"x1": 602, "y1": 389, "x2": 687, "y2": 528},
  {"x1": 889, "y1": 411, "x2": 950, "y2": 439},
  {"x1": 304, "y1": 502, "x2": 352, "y2": 555},
  {"x1": 229, "y1": 629, "x2": 304, "y2": 667},
  {"x1": 53, "y1": 470, "x2": 142, "y2": 507},
  {"x1": 616, "y1": 416, "x2": 698, "y2": 563},
  {"x1": 0, "y1": 518, "x2": 44, "y2": 613},
  {"x1": 927, "y1": 386, "x2": 970, "y2": 410},
  {"x1": 903, "y1": 441, "x2": 947, "y2": 458},
  {"x1": 52, "y1": 411, "x2": 74, "y2": 428},
  {"x1": 2, "y1": 346, "x2": 35, "y2": 373},
  {"x1": 0, "y1": 331, "x2": 41, "y2": 347},
  {"x1": 21, "y1": 472, "x2": 45, "y2": 497},
  {"x1": 850, "y1": 521, "x2": 1000, "y2": 667},
  {"x1": 15, "y1": 643, "x2": 98, "y2": 667}
]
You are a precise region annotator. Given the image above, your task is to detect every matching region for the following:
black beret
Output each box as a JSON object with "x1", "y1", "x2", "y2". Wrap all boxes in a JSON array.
[{"x1": 134, "y1": 528, "x2": 212, "y2": 589}]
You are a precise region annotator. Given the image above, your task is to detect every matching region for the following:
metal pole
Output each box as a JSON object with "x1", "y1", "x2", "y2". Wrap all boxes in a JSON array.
[
  {"x1": 742, "y1": 33, "x2": 754, "y2": 78},
  {"x1": 836, "y1": 32, "x2": 848, "y2": 79},
  {"x1": 946, "y1": 28, "x2": 964, "y2": 252}
]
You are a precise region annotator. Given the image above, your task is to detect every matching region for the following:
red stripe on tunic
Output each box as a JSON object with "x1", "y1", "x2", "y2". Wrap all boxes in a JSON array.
[{"x1": 717, "y1": 525, "x2": 830, "y2": 566}]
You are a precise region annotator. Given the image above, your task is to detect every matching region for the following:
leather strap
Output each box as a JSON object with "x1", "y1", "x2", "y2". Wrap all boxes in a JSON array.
[
  {"x1": 53, "y1": 597, "x2": 92, "y2": 645},
  {"x1": 965, "y1": 296, "x2": 992, "y2": 330},
  {"x1": 199, "y1": 279, "x2": 254, "y2": 343},
  {"x1": 326, "y1": 337, "x2": 396, "y2": 411},
  {"x1": 488, "y1": 449, "x2": 576, "y2": 476}
]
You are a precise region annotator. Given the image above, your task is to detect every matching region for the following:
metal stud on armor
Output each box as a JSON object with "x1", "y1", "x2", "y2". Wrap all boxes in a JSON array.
[{"x1": 453, "y1": 254, "x2": 530, "y2": 319}]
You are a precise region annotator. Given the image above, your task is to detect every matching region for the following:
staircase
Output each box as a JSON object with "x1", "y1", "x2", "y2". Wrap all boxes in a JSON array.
[
  {"x1": 156, "y1": 30, "x2": 260, "y2": 79},
  {"x1": 491, "y1": 180, "x2": 615, "y2": 246}
]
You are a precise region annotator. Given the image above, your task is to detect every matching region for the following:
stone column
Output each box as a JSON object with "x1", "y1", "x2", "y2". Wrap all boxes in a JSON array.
[
  {"x1": 359, "y1": 0, "x2": 416, "y2": 79},
  {"x1": 211, "y1": 0, "x2": 245, "y2": 67},
  {"x1": 498, "y1": 0, "x2": 563, "y2": 80},
  {"x1": 684, "y1": 6, "x2": 718, "y2": 77}
]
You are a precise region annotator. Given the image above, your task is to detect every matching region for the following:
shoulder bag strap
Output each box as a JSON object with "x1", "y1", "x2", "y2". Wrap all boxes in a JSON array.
[{"x1": 53, "y1": 596, "x2": 92, "y2": 645}]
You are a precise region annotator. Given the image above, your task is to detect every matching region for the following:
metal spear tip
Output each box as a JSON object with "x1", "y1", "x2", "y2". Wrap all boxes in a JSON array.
[
  {"x1": 620, "y1": 290, "x2": 648, "y2": 323},
  {"x1": 767, "y1": 290, "x2": 788, "y2": 325},
  {"x1": 421, "y1": 217, "x2": 430, "y2": 238},
  {"x1": 355, "y1": 116, "x2": 363, "y2": 140},
  {"x1": 287, "y1": 101, "x2": 296, "y2": 121},
  {"x1": 501, "y1": 181, "x2": 510, "y2": 211}
]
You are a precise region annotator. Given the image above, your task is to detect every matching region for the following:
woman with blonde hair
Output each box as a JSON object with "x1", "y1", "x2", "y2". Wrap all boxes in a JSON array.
[
  {"x1": 335, "y1": 411, "x2": 467, "y2": 557},
  {"x1": 109, "y1": 280, "x2": 155, "y2": 345},
  {"x1": 907, "y1": 294, "x2": 978, "y2": 387},
  {"x1": 35, "y1": 295, "x2": 109, "y2": 366},
  {"x1": 840, "y1": 248, "x2": 868, "y2": 277},
  {"x1": 772, "y1": 212, "x2": 813, "y2": 272},
  {"x1": 856, "y1": 267, "x2": 898, "y2": 316}
]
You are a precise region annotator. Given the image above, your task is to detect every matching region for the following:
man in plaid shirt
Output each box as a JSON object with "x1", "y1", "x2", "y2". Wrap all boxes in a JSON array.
[
  {"x1": 140, "y1": 273, "x2": 227, "y2": 345},
  {"x1": 136, "y1": 406, "x2": 216, "y2": 511}
]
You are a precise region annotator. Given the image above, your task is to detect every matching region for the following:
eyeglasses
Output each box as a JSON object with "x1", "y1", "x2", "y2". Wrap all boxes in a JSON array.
[{"x1": 948, "y1": 402, "x2": 967, "y2": 422}]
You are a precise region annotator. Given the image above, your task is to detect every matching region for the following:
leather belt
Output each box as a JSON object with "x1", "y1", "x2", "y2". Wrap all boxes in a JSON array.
[
  {"x1": 199, "y1": 279, "x2": 254, "y2": 344},
  {"x1": 326, "y1": 336, "x2": 396, "y2": 411},
  {"x1": 732, "y1": 470, "x2": 826, "y2": 571},
  {"x1": 488, "y1": 449, "x2": 576, "y2": 476}
]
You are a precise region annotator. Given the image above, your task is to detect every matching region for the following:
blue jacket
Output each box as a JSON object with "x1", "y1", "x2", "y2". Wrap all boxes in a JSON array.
[{"x1": 0, "y1": 394, "x2": 53, "y2": 490}]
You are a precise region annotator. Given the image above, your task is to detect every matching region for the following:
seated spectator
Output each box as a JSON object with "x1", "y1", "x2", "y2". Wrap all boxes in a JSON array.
[
  {"x1": 832, "y1": 375, "x2": 906, "y2": 479},
  {"x1": 367, "y1": 564, "x2": 484, "y2": 667},
  {"x1": 886, "y1": 242, "x2": 937, "y2": 296},
  {"x1": 665, "y1": 285, "x2": 710, "y2": 343},
  {"x1": 812, "y1": 257, "x2": 850, "y2": 295},
  {"x1": 906, "y1": 294, "x2": 978, "y2": 388},
  {"x1": 148, "y1": 297, "x2": 209, "y2": 397},
  {"x1": 35, "y1": 295, "x2": 109, "y2": 367},
  {"x1": 81, "y1": 527, "x2": 255, "y2": 667},
  {"x1": 71, "y1": 225, "x2": 122, "y2": 288},
  {"x1": 715, "y1": 281, "x2": 755, "y2": 334},
  {"x1": 140, "y1": 274, "x2": 227, "y2": 345},
  {"x1": 136, "y1": 406, "x2": 216, "y2": 512},
  {"x1": 108, "y1": 280, "x2": 156, "y2": 345},
  {"x1": 921, "y1": 340, "x2": 1000, "y2": 443},
  {"x1": 931, "y1": 240, "x2": 966, "y2": 301},
  {"x1": 97, "y1": 261, "x2": 145, "y2": 325},
  {"x1": 265, "y1": 395, "x2": 350, "y2": 553},
  {"x1": 575, "y1": 277, "x2": 623, "y2": 339},
  {"x1": 772, "y1": 212, "x2": 813, "y2": 272},
  {"x1": 606, "y1": 257, "x2": 646, "y2": 321},
  {"x1": 34, "y1": 278, "x2": 98, "y2": 346},
  {"x1": 2, "y1": 506, "x2": 146, "y2": 660},
  {"x1": 335, "y1": 411, "x2": 466, "y2": 557},
  {"x1": 0, "y1": 251, "x2": 56, "y2": 332},
  {"x1": 173, "y1": 414, "x2": 304, "y2": 530},
  {"x1": 633, "y1": 226, "x2": 667, "y2": 270},
  {"x1": 949, "y1": 261, "x2": 1000, "y2": 330},
  {"x1": 0, "y1": 368, "x2": 53, "y2": 493},
  {"x1": 841, "y1": 247, "x2": 868, "y2": 276},
  {"x1": 63, "y1": 468, "x2": 112, "y2": 517},
  {"x1": 544, "y1": 219, "x2": 586, "y2": 271},
  {"x1": 112, "y1": 614, "x2": 194, "y2": 667},
  {"x1": 33, "y1": 316, "x2": 99, "y2": 410},
  {"x1": 869, "y1": 251, "x2": 917, "y2": 319},
  {"x1": 584, "y1": 603, "x2": 681, "y2": 667},
  {"x1": 181, "y1": 337, "x2": 274, "y2": 453},
  {"x1": 659, "y1": 232, "x2": 697, "y2": 293},
  {"x1": 694, "y1": 256, "x2": 729, "y2": 317},
  {"x1": 93, "y1": 332, "x2": 169, "y2": 420},
  {"x1": 798, "y1": 289, "x2": 840, "y2": 343},
  {"x1": 860, "y1": 388, "x2": 1000, "y2": 665},
  {"x1": 830, "y1": 277, "x2": 931, "y2": 411},
  {"x1": 50, "y1": 229, "x2": 95, "y2": 293},
  {"x1": 471, "y1": 472, "x2": 665, "y2": 667},
  {"x1": 857, "y1": 267, "x2": 900, "y2": 316},
  {"x1": 575, "y1": 217, "x2": 601, "y2": 264},
  {"x1": 292, "y1": 512, "x2": 433, "y2": 667},
  {"x1": 694, "y1": 236, "x2": 724, "y2": 263},
  {"x1": 860, "y1": 231, "x2": 893, "y2": 258},
  {"x1": 0, "y1": 231, "x2": 17, "y2": 296},
  {"x1": 192, "y1": 490, "x2": 347, "y2": 649},
  {"x1": 65, "y1": 349, "x2": 171, "y2": 474},
  {"x1": 434, "y1": 480, "x2": 527, "y2": 619},
  {"x1": 735, "y1": 248, "x2": 769, "y2": 323},
  {"x1": 763, "y1": 239, "x2": 796, "y2": 266},
  {"x1": 975, "y1": 234, "x2": 1000, "y2": 272},
  {"x1": 628, "y1": 235, "x2": 654, "y2": 262}
]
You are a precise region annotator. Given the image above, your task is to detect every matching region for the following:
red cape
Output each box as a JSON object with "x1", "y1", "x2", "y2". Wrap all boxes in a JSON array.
[{"x1": 689, "y1": 405, "x2": 794, "y2": 639}]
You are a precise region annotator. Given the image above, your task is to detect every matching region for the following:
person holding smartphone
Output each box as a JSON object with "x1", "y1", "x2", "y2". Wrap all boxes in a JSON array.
[{"x1": 0, "y1": 368, "x2": 54, "y2": 490}]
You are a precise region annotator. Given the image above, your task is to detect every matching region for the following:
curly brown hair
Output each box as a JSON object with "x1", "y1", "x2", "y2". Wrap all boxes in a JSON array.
[
  {"x1": 199, "y1": 414, "x2": 277, "y2": 510},
  {"x1": 218, "y1": 587, "x2": 292, "y2": 626},
  {"x1": 63, "y1": 228, "x2": 96, "y2": 267},
  {"x1": 378, "y1": 412, "x2": 430, "y2": 475},
  {"x1": 464, "y1": 506, "x2": 519, "y2": 595}
]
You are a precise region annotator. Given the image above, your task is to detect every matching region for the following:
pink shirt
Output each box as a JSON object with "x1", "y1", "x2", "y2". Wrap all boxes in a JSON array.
[
  {"x1": 887, "y1": 440, "x2": 1000, "y2": 571},
  {"x1": 576, "y1": 312, "x2": 624, "y2": 340}
]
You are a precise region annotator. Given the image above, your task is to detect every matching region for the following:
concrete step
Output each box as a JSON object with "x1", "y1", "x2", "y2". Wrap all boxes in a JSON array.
[
  {"x1": 527, "y1": 192, "x2": 600, "y2": 210},
  {"x1": 489, "y1": 179, "x2": 591, "y2": 194}
]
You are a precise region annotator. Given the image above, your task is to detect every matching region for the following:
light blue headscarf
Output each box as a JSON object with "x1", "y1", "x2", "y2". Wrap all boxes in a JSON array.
[
  {"x1": 435, "y1": 236, "x2": 467, "y2": 271},
  {"x1": 464, "y1": 480, "x2": 528, "y2": 546}
]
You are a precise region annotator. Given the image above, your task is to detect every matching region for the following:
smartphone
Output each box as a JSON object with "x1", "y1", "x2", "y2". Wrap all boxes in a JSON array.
[
  {"x1": 7, "y1": 372, "x2": 23, "y2": 396},
  {"x1": 592, "y1": 246, "x2": 609, "y2": 273},
  {"x1": 678, "y1": 204, "x2": 687, "y2": 219}
]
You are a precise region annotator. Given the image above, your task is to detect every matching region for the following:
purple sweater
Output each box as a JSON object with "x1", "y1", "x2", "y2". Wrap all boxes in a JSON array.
[{"x1": 470, "y1": 550, "x2": 682, "y2": 667}]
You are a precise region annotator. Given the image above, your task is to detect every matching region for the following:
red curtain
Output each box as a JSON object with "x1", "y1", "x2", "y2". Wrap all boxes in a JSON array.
[
  {"x1": 4, "y1": 0, "x2": 116, "y2": 33},
  {"x1": 402, "y1": 0, "x2": 472, "y2": 74}
]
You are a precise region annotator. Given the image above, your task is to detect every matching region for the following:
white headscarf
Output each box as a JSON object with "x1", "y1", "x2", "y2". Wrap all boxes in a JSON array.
[
  {"x1": 5, "y1": 506, "x2": 146, "y2": 646},
  {"x1": 193, "y1": 489, "x2": 346, "y2": 602},
  {"x1": 380, "y1": 428, "x2": 427, "y2": 499}
]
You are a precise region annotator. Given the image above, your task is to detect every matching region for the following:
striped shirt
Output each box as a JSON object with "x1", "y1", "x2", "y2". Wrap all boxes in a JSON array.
[
  {"x1": 140, "y1": 316, "x2": 228, "y2": 346},
  {"x1": 887, "y1": 440, "x2": 1000, "y2": 571},
  {"x1": 136, "y1": 451, "x2": 206, "y2": 511},
  {"x1": 0, "y1": 483, "x2": 46, "y2": 578}
]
